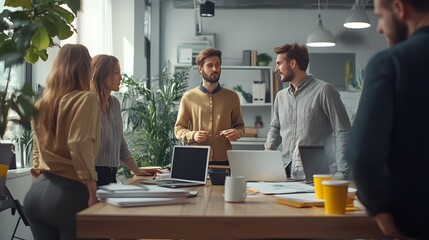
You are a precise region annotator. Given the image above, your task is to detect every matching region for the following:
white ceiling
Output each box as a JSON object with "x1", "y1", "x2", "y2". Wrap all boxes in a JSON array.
[{"x1": 173, "y1": 0, "x2": 373, "y2": 10}]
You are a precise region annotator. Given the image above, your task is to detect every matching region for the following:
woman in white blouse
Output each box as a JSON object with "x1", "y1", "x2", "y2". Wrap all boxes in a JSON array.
[{"x1": 90, "y1": 54, "x2": 160, "y2": 186}]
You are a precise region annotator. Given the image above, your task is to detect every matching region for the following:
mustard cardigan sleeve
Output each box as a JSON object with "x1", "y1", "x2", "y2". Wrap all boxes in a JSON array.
[{"x1": 67, "y1": 93, "x2": 101, "y2": 181}]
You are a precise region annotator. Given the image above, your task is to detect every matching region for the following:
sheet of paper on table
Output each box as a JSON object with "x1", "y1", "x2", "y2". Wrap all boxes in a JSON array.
[{"x1": 247, "y1": 182, "x2": 314, "y2": 195}]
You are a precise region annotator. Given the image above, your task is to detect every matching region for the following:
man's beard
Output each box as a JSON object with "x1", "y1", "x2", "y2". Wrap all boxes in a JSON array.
[
  {"x1": 202, "y1": 70, "x2": 221, "y2": 83},
  {"x1": 280, "y1": 68, "x2": 294, "y2": 83},
  {"x1": 390, "y1": 16, "x2": 408, "y2": 46}
]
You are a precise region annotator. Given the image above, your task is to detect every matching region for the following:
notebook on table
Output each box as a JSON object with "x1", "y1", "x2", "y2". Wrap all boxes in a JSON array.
[
  {"x1": 298, "y1": 145, "x2": 330, "y2": 183},
  {"x1": 148, "y1": 145, "x2": 210, "y2": 188},
  {"x1": 227, "y1": 150, "x2": 287, "y2": 182}
]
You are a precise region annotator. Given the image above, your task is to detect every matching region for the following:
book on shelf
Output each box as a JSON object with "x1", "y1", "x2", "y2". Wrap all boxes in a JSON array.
[
  {"x1": 251, "y1": 50, "x2": 258, "y2": 66},
  {"x1": 96, "y1": 183, "x2": 193, "y2": 198},
  {"x1": 243, "y1": 127, "x2": 257, "y2": 137},
  {"x1": 274, "y1": 193, "x2": 324, "y2": 208},
  {"x1": 242, "y1": 50, "x2": 251, "y2": 66},
  {"x1": 103, "y1": 197, "x2": 191, "y2": 207},
  {"x1": 272, "y1": 71, "x2": 282, "y2": 99},
  {"x1": 241, "y1": 49, "x2": 259, "y2": 66},
  {"x1": 252, "y1": 81, "x2": 266, "y2": 103}
]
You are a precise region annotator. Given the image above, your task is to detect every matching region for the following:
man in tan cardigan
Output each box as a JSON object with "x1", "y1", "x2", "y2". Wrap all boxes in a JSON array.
[{"x1": 175, "y1": 48, "x2": 245, "y2": 165}]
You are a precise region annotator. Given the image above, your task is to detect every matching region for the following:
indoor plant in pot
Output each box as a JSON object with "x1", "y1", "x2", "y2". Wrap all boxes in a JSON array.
[
  {"x1": 117, "y1": 64, "x2": 189, "y2": 177},
  {"x1": 257, "y1": 53, "x2": 272, "y2": 66}
]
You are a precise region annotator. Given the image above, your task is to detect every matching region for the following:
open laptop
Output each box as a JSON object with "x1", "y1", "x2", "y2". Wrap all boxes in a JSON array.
[
  {"x1": 149, "y1": 145, "x2": 210, "y2": 188},
  {"x1": 227, "y1": 150, "x2": 287, "y2": 182},
  {"x1": 299, "y1": 145, "x2": 330, "y2": 183}
]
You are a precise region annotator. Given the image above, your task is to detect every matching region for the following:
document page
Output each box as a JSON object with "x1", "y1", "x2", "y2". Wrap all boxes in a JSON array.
[{"x1": 247, "y1": 182, "x2": 314, "y2": 195}]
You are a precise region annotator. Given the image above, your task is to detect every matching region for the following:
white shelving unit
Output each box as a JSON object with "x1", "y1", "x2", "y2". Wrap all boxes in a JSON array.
[{"x1": 173, "y1": 65, "x2": 274, "y2": 150}]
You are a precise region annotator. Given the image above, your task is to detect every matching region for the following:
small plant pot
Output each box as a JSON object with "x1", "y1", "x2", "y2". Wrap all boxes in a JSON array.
[
  {"x1": 258, "y1": 61, "x2": 269, "y2": 66},
  {"x1": 208, "y1": 168, "x2": 231, "y2": 185}
]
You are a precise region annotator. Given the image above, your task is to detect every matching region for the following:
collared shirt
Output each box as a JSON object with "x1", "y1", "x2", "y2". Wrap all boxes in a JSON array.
[
  {"x1": 175, "y1": 84, "x2": 245, "y2": 161},
  {"x1": 32, "y1": 91, "x2": 101, "y2": 184},
  {"x1": 265, "y1": 75, "x2": 351, "y2": 176},
  {"x1": 95, "y1": 96, "x2": 132, "y2": 168}
]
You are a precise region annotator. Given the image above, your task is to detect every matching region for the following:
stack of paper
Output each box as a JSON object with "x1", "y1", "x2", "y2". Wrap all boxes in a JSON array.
[
  {"x1": 104, "y1": 197, "x2": 190, "y2": 207},
  {"x1": 275, "y1": 188, "x2": 358, "y2": 210},
  {"x1": 274, "y1": 193, "x2": 324, "y2": 208},
  {"x1": 247, "y1": 182, "x2": 315, "y2": 195},
  {"x1": 97, "y1": 183, "x2": 196, "y2": 207}
]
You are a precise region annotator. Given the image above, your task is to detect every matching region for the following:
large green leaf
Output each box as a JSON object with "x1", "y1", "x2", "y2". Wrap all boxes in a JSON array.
[
  {"x1": 0, "y1": 40, "x2": 17, "y2": 57},
  {"x1": 5, "y1": 0, "x2": 32, "y2": 9},
  {"x1": 0, "y1": 34, "x2": 7, "y2": 42},
  {"x1": 14, "y1": 24, "x2": 40, "y2": 51},
  {"x1": 16, "y1": 93, "x2": 37, "y2": 117},
  {"x1": 24, "y1": 45, "x2": 40, "y2": 64},
  {"x1": 39, "y1": 17, "x2": 58, "y2": 37},
  {"x1": 0, "y1": 101, "x2": 10, "y2": 139},
  {"x1": 46, "y1": 12, "x2": 73, "y2": 40},
  {"x1": 8, "y1": 99, "x2": 32, "y2": 131},
  {"x1": 1, "y1": 0, "x2": 80, "y2": 139},
  {"x1": 49, "y1": 5, "x2": 75, "y2": 24},
  {"x1": 38, "y1": 49, "x2": 49, "y2": 61},
  {"x1": 0, "y1": 40, "x2": 24, "y2": 68},
  {"x1": 6, "y1": 87, "x2": 36, "y2": 132},
  {"x1": 20, "y1": 84, "x2": 35, "y2": 96},
  {"x1": 64, "y1": 0, "x2": 81, "y2": 15},
  {"x1": 8, "y1": 10, "x2": 32, "y2": 23},
  {"x1": 32, "y1": 27, "x2": 50, "y2": 50}
]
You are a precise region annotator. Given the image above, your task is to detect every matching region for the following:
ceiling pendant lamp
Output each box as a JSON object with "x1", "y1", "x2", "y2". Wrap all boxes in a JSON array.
[
  {"x1": 306, "y1": 0, "x2": 335, "y2": 47},
  {"x1": 344, "y1": 0, "x2": 371, "y2": 29},
  {"x1": 200, "y1": 0, "x2": 215, "y2": 17}
]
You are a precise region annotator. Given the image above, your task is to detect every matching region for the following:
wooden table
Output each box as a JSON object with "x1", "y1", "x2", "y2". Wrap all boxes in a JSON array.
[{"x1": 77, "y1": 183, "x2": 385, "y2": 239}]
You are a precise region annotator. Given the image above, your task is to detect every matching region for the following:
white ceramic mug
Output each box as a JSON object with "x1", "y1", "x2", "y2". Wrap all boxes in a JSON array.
[{"x1": 224, "y1": 176, "x2": 247, "y2": 203}]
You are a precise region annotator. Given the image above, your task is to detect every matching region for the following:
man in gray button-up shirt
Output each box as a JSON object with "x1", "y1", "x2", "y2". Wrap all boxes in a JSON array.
[{"x1": 265, "y1": 43, "x2": 351, "y2": 180}]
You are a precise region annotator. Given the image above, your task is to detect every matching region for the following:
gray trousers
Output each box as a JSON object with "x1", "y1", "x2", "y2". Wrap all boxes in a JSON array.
[{"x1": 24, "y1": 173, "x2": 88, "y2": 240}]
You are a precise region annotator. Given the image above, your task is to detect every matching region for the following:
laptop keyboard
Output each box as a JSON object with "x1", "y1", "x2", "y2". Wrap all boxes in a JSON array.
[{"x1": 156, "y1": 179, "x2": 189, "y2": 184}]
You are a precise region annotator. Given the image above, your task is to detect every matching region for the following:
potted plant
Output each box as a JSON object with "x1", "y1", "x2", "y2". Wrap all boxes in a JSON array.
[
  {"x1": 117, "y1": 63, "x2": 189, "y2": 177},
  {"x1": 11, "y1": 84, "x2": 43, "y2": 167},
  {"x1": 232, "y1": 85, "x2": 252, "y2": 103},
  {"x1": 0, "y1": 0, "x2": 80, "y2": 139},
  {"x1": 257, "y1": 53, "x2": 272, "y2": 66}
]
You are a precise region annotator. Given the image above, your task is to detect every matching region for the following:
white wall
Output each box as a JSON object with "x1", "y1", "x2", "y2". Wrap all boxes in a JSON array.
[
  {"x1": 160, "y1": 1, "x2": 387, "y2": 69},
  {"x1": 33, "y1": 47, "x2": 59, "y2": 87},
  {"x1": 112, "y1": 0, "x2": 135, "y2": 76}
]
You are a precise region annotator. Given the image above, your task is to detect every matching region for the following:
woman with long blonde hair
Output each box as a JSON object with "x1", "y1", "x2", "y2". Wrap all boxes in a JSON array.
[
  {"x1": 24, "y1": 44, "x2": 101, "y2": 240},
  {"x1": 90, "y1": 54, "x2": 159, "y2": 185}
]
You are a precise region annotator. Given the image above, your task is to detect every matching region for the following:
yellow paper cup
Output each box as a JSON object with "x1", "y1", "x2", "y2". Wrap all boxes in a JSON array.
[
  {"x1": 0, "y1": 164, "x2": 9, "y2": 177},
  {"x1": 322, "y1": 180, "x2": 349, "y2": 215},
  {"x1": 313, "y1": 174, "x2": 333, "y2": 199},
  {"x1": 0, "y1": 164, "x2": 9, "y2": 193}
]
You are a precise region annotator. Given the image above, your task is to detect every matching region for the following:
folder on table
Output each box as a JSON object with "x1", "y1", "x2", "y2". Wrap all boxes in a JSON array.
[
  {"x1": 103, "y1": 197, "x2": 191, "y2": 207},
  {"x1": 275, "y1": 193, "x2": 324, "y2": 208},
  {"x1": 96, "y1": 184, "x2": 193, "y2": 198}
]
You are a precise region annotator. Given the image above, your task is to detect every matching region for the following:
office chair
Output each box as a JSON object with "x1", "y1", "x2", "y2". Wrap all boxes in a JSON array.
[{"x1": 0, "y1": 186, "x2": 30, "y2": 240}]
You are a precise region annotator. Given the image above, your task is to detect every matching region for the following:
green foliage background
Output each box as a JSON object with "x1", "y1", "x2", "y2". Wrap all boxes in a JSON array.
[
  {"x1": 117, "y1": 64, "x2": 189, "y2": 177},
  {"x1": 1, "y1": 0, "x2": 80, "y2": 138}
]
